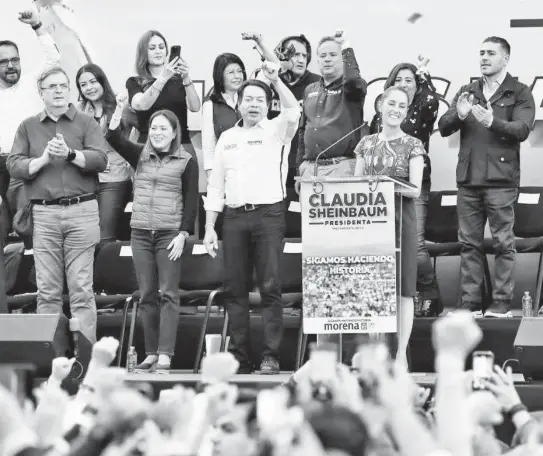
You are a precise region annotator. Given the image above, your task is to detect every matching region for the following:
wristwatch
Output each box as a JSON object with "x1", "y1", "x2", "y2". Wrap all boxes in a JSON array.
[
  {"x1": 66, "y1": 148, "x2": 76, "y2": 162},
  {"x1": 180, "y1": 231, "x2": 189, "y2": 238}
]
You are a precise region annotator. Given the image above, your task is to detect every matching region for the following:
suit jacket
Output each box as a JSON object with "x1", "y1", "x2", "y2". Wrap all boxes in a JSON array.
[{"x1": 438, "y1": 73, "x2": 535, "y2": 187}]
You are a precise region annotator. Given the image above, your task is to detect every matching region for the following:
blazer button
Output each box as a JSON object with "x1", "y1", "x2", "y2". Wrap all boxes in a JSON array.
[{"x1": 500, "y1": 157, "x2": 504, "y2": 162}]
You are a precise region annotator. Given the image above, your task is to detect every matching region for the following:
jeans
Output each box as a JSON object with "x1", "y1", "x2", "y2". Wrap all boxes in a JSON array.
[
  {"x1": 222, "y1": 202, "x2": 286, "y2": 365},
  {"x1": 0, "y1": 202, "x2": 6, "y2": 314},
  {"x1": 131, "y1": 229, "x2": 182, "y2": 356},
  {"x1": 457, "y1": 187, "x2": 518, "y2": 309},
  {"x1": 97, "y1": 181, "x2": 132, "y2": 248},
  {"x1": 32, "y1": 199, "x2": 100, "y2": 343},
  {"x1": 415, "y1": 181, "x2": 440, "y2": 300}
]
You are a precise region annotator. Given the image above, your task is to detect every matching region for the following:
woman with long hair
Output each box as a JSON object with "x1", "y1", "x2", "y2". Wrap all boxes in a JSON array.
[
  {"x1": 355, "y1": 86, "x2": 425, "y2": 367},
  {"x1": 76, "y1": 63, "x2": 132, "y2": 249},
  {"x1": 369, "y1": 57, "x2": 440, "y2": 315},
  {"x1": 107, "y1": 94, "x2": 199, "y2": 373},
  {"x1": 126, "y1": 30, "x2": 200, "y2": 152},
  {"x1": 201, "y1": 53, "x2": 246, "y2": 178}
]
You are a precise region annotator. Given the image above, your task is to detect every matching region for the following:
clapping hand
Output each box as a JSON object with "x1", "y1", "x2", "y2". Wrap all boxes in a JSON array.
[
  {"x1": 47, "y1": 133, "x2": 70, "y2": 159},
  {"x1": 456, "y1": 92, "x2": 475, "y2": 119},
  {"x1": 50, "y1": 357, "x2": 76, "y2": 384},
  {"x1": 91, "y1": 336, "x2": 120, "y2": 368},
  {"x1": 472, "y1": 101, "x2": 494, "y2": 128}
]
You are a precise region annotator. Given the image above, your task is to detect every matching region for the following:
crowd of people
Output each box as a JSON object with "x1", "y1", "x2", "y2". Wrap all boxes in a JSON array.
[
  {"x1": 0, "y1": 3, "x2": 536, "y2": 374},
  {"x1": 0, "y1": 312, "x2": 541, "y2": 456}
]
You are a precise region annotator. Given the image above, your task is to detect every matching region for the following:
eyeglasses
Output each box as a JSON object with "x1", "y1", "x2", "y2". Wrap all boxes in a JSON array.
[
  {"x1": 0, "y1": 57, "x2": 21, "y2": 68},
  {"x1": 40, "y1": 83, "x2": 70, "y2": 92}
]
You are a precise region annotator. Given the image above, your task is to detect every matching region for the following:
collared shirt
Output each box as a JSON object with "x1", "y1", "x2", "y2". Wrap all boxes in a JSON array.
[
  {"x1": 0, "y1": 33, "x2": 60, "y2": 155},
  {"x1": 201, "y1": 93, "x2": 237, "y2": 171},
  {"x1": 7, "y1": 104, "x2": 108, "y2": 201},
  {"x1": 483, "y1": 69, "x2": 507, "y2": 100},
  {"x1": 205, "y1": 107, "x2": 300, "y2": 212}
]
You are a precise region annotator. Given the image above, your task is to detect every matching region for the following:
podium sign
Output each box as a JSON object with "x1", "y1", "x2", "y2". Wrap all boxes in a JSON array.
[{"x1": 301, "y1": 179, "x2": 397, "y2": 334}]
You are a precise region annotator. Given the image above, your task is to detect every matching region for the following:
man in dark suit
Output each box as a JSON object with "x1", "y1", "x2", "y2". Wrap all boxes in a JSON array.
[{"x1": 439, "y1": 36, "x2": 535, "y2": 318}]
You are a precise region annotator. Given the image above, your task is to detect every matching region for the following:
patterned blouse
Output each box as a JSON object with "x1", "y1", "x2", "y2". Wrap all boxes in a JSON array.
[
  {"x1": 369, "y1": 73, "x2": 439, "y2": 180},
  {"x1": 354, "y1": 134, "x2": 425, "y2": 179}
]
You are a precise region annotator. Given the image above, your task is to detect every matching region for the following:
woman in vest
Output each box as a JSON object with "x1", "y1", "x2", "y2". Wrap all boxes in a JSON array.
[
  {"x1": 76, "y1": 63, "x2": 133, "y2": 252},
  {"x1": 201, "y1": 53, "x2": 246, "y2": 178},
  {"x1": 107, "y1": 96, "x2": 199, "y2": 373}
]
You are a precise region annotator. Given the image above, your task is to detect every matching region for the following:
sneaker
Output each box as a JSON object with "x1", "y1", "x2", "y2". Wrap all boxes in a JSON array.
[
  {"x1": 484, "y1": 302, "x2": 513, "y2": 318},
  {"x1": 259, "y1": 357, "x2": 280, "y2": 375},
  {"x1": 156, "y1": 355, "x2": 171, "y2": 374}
]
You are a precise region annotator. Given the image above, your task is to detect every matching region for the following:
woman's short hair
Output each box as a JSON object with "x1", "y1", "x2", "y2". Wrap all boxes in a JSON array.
[
  {"x1": 236, "y1": 80, "x2": 273, "y2": 107},
  {"x1": 208, "y1": 53, "x2": 246, "y2": 103}
]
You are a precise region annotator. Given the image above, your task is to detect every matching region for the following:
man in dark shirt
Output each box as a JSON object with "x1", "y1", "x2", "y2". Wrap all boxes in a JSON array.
[
  {"x1": 242, "y1": 32, "x2": 320, "y2": 189},
  {"x1": 7, "y1": 67, "x2": 108, "y2": 343},
  {"x1": 296, "y1": 30, "x2": 367, "y2": 185},
  {"x1": 438, "y1": 37, "x2": 535, "y2": 318}
]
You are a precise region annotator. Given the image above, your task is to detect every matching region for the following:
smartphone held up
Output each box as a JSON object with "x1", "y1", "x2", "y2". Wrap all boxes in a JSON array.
[{"x1": 472, "y1": 350, "x2": 494, "y2": 391}]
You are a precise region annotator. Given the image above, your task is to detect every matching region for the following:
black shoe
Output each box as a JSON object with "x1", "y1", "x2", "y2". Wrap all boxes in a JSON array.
[
  {"x1": 259, "y1": 357, "x2": 280, "y2": 375},
  {"x1": 236, "y1": 363, "x2": 254, "y2": 374}
]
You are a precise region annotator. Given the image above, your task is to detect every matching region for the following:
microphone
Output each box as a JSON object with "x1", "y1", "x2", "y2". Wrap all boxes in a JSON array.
[
  {"x1": 312, "y1": 121, "x2": 368, "y2": 178},
  {"x1": 69, "y1": 317, "x2": 81, "y2": 359}
]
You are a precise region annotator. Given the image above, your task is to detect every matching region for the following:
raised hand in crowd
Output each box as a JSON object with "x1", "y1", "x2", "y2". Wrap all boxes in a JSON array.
[
  {"x1": 241, "y1": 32, "x2": 262, "y2": 42},
  {"x1": 32, "y1": 379, "x2": 71, "y2": 447},
  {"x1": 109, "y1": 90, "x2": 129, "y2": 131},
  {"x1": 456, "y1": 92, "x2": 475, "y2": 119},
  {"x1": 17, "y1": 8, "x2": 41, "y2": 28},
  {"x1": 260, "y1": 60, "x2": 280, "y2": 83},
  {"x1": 47, "y1": 356, "x2": 76, "y2": 387},
  {"x1": 333, "y1": 29, "x2": 346, "y2": 46}
]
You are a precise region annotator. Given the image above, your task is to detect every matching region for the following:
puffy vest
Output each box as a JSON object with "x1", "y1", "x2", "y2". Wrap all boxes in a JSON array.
[{"x1": 130, "y1": 148, "x2": 192, "y2": 230}]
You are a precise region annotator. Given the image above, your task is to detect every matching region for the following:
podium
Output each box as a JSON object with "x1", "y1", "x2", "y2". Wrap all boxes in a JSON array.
[{"x1": 297, "y1": 175, "x2": 416, "y2": 361}]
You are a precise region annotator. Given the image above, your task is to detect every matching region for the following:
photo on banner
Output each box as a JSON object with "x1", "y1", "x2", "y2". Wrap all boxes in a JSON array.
[{"x1": 301, "y1": 180, "x2": 397, "y2": 334}]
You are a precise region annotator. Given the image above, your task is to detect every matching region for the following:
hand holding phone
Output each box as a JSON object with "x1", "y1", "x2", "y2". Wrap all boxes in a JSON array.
[{"x1": 472, "y1": 351, "x2": 494, "y2": 391}]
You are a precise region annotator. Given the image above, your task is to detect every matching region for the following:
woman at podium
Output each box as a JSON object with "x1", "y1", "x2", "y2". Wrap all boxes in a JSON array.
[{"x1": 353, "y1": 86, "x2": 425, "y2": 366}]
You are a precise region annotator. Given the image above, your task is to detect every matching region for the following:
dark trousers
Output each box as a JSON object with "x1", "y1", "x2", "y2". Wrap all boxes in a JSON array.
[
  {"x1": 97, "y1": 181, "x2": 132, "y2": 249},
  {"x1": 131, "y1": 229, "x2": 182, "y2": 356},
  {"x1": 457, "y1": 187, "x2": 518, "y2": 309},
  {"x1": 415, "y1": 181, "x2": 440, "y2": 301},
  {"x1": 222, "y1": 201, "x2": 286, "y2": 365}
]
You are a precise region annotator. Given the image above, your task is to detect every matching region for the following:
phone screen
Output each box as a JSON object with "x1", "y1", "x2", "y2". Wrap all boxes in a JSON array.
[
  {"x1": 169, "y1": 45, "x2": 181, "y2": 62},
  {"x1": 472, "y1": 351, "x2": 494, "y2": 391}
]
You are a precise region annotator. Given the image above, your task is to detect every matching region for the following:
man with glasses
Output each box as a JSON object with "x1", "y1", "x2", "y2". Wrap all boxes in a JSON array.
[
  {"x1": 0, "y1": 8, "x2": 60, "y2": 314},
  {"x1": 7, "y1": 67, "x2": 108, "y2": 343}
]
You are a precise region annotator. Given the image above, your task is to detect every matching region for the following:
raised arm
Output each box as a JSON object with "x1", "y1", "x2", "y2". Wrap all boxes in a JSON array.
[
  {"x1": 106, "y1": 92, "x2": 144, "y2": 169},
  {"x1": 241, "y1": 32, "x2": 281, "y2": 66},
  {"x1": 18, "y1": 8, "x2": 61, "y2": 73},
  {"x1": 177, "y1": 57, "x2": 201, "y2": 112},
  {"x1": 334, "y1": 31, "x2": 367, "y2": 101},
  {"x1": 263, "y1": 62, "x2": 301, "y2": 144}
]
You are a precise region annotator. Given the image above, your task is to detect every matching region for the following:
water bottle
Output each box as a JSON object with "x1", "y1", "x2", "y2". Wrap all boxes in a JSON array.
[
  {"x1": 522, "y1": 291, "x2": 533, "y2": 317},
  {"x1": 126, "y1": 346, "x2": 137, "y2": 373},
  {"x1": 414, "y1": 292, "x2": 423, "y2": 316}
]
